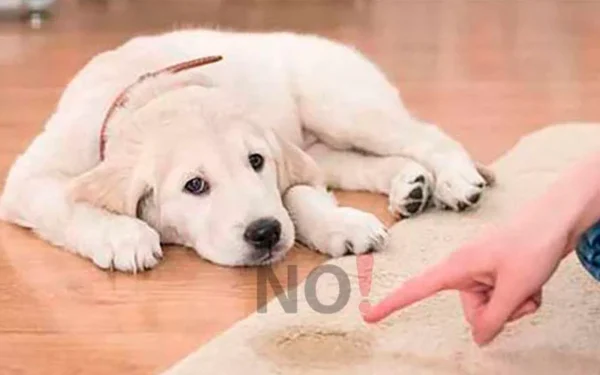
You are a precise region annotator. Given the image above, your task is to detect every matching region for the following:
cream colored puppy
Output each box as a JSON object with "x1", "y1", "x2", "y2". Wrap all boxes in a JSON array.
[{"x1": 0, "y1": 29, "x2": 493, "y2": 272}]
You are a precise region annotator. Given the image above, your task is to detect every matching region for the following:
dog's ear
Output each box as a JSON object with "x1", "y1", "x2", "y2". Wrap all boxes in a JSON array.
[
  {"x1": 265, "y1": 131, "x2": 324, "y2": 194},
  {"x1": 68, "y1": 158, "x2": 152, "y2": 217}
]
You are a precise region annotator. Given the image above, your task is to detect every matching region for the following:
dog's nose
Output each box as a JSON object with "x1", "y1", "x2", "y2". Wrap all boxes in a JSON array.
[{"x1": 244, "y1": 218, "x2": 282, "y2": 250}]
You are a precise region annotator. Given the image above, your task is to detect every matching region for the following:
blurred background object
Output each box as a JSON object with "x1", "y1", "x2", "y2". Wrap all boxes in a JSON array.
[{"x1": 0, "y1": 0, "x2": 55, "y2": 28}]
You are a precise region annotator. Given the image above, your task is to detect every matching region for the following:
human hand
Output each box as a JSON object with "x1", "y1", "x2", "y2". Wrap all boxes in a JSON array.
[{"x1": 363, "y1": 216, "x2": 571, "y2": 346}]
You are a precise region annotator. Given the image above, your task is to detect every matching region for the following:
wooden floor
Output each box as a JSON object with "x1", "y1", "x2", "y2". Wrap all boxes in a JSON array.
[{"x1": 1, "y1": 0, "x2": 599, "y2": 374}]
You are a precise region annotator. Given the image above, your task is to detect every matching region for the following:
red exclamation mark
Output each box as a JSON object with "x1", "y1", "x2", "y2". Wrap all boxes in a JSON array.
[{"x1": 357, "y1": 253, "x2": 374, "y2": 315}]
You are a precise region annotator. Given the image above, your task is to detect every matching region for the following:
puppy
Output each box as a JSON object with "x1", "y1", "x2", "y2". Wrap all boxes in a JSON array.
[{"x1": 0, "y1": 29, "x2": 493, "y2": 272}]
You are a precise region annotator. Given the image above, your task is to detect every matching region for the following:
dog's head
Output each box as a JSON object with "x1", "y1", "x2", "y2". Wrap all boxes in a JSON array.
[{"x1": 68, "y1": 59, "x2": 322, "y2": 266}]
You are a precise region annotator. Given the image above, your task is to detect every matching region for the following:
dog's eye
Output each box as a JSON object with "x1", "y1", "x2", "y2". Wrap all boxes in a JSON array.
[
  {"x1": 183, "y1": 177, "x2": 209, "y2": 195},
  {"x1": 249, "y1": 153, "x2": 264, "y2": 172}
]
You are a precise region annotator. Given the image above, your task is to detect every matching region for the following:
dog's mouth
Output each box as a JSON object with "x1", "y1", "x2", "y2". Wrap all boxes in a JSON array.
[{"x1": 252, "y1": 245, "x2": 289, "y2": 266}]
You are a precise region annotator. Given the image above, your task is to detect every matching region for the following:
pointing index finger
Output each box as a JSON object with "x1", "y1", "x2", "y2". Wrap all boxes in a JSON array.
[{"x1": 362, "y1": 258, "x2": 464, "y2": 323}]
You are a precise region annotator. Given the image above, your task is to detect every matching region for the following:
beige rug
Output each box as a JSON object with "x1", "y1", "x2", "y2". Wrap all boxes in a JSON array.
[{"x1": 162, "y1": 123, "x2": 600, "y2": 375}]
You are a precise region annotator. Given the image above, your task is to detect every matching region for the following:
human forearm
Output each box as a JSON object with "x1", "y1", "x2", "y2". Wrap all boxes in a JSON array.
[{"x1": 515, "y1": 151, "x2": 600, "y2": 256}]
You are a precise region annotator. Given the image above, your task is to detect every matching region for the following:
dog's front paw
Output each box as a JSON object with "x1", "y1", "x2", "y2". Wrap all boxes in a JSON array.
[
  {"x1": 87, "y1": 217, "x2": 163, "y2": 272},
  {"x1": 388, "y1": 162, "x2": 433, "y2": 219},
  {"x1": 433, "y1": 161, "x2": 492, "y2": 212},
  {"x1": 316, "y1": 207, "x2": 388, "y2": 257}
]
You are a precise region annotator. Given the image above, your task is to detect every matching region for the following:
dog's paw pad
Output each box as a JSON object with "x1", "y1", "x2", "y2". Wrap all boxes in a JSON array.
[
  {"x1": 408, "y1": 187, "x2": 423, "y2": 200},
  {"x1": 388, "y1": 163, "x2": 433, "y2": 220}
]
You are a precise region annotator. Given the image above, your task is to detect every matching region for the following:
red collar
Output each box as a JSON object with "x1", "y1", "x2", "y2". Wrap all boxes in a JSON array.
[{"x1": 99, "y1": 55, "x2": 223, "y2": 160}]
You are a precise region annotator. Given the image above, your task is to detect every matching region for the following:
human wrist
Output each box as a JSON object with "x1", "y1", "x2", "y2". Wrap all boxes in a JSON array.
[{"x1": 545, "y1": 161, "x2": 600, "y2": 257}]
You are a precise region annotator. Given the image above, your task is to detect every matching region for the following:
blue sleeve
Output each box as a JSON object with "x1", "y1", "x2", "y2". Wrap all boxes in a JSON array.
[{"x1": 576, "y1": 220, "x2": 600, "y2": 282}]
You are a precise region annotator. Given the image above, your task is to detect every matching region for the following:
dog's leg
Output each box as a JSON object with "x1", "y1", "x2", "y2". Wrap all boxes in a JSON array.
[
  {"x1": 301, "y1": 98, "x2": 490, "y2": 212},
  {"x1": 307, "y1": 143, "x2": 434, "y2": 218},
  {"x1": 291, "y1": 40, "x2": 493, "y2": 212},
  {"x1": 1, "y1": 173, "x2": 162, "y2": 272},
  {"x1": 282, "y1": 185, "x2": 388, "y2": 257},
  {"x1": 0, "y1": 131, "x2": 162, "y2": 273}
]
